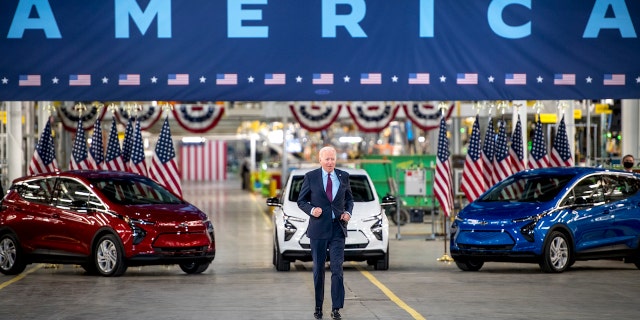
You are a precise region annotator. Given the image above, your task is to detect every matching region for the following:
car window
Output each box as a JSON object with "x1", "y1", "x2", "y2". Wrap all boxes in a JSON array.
[
  {"x1": 53, "y1": 178, "x2": 105, "y2": 211},
  {"x1": 15, "y1": 178, "x2": 56, "y2": 205},
  {"x1": 89, "y1": 176, "x2": 184, "y2": 205},
  {"x1": 568, "y1": 175, "x2": 605, "y2": 206},
  {"x1": 479, "y1": 174, "x2": 574, "y2": 202},
  {"x1": 603, "y1": 175, "x2": 640, "y2": 203},
  {"x1": 288, "y1": 174, "x2": 375, "y2": 202}
]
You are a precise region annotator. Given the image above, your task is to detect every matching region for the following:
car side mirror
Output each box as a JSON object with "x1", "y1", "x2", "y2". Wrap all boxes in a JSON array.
[
  {"x1": 266, "y1": 197, "x2": 281, "y2": 207},
  {"x1": 381, "y1": 194, "x2": 397, "y2": 207}
]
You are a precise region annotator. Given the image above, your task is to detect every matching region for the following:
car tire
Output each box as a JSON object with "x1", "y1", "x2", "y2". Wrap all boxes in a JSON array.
[
  {"x1": 94, "y1": 234, "x2": 127, "y2": 277},
  {"x1": 454, "y1": 258, "x2": 484, "y2": 271},
  {"x1": 0, "y1": 233, "x2": 27, "y2": 275},
  {"x1": 539, "y1": 231, "x2": 571, "y2": 273},
  {"x1": 179, "y1": 261, "x2": 211, "y2": 274},
  {"x1": 274, "y1": 239, "x2": 290, "y2": 271},
  {"x1": 374, "y1": 246, "x2": 390, "y2": 270},
  {"x1": 387, "y1": 206, "x2": 409, "y2": 226}
]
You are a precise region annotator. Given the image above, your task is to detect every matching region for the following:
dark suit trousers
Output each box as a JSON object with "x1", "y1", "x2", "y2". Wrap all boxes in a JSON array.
[{"x1": 310, "y1": 220, "x2": 346, "y2": 309}]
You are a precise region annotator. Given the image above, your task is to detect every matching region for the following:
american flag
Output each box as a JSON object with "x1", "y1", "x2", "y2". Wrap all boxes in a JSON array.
[
  {"x1": 104, "y1": 117, "x2": 126, "y2": 171},
  {"x1": 510, "y1": 115, "x2": 525, "y2": 173},
  {"x1": 28, "y1": 117, "x2": 59, "y2": 175},
  {"x1": 549, "y1": 115, "x2": 574, "y2": 167},
  {"x1": 408, "y1": 73, "x2": 430, "y2": 85},
  {"x1": 216, "y1": 73, "x2": 238, "y2": 85},
  {"x1": 19, "y1": 74, "x2": 41, "y2": 86},
  {"x1": 69, "y1": 74, "x2": 91, "y2": 86},
  {"x1": 168, "y1": 73, "x2": 189, "y2": 85},
  {"x1": 264, "y1": 73, "x2": 286, "y2": 85},
  {"x1": 456, "y1": 73, "x2": 478, "y2": 85},
  {"x1": 180, "y1": 140, "x2": 227, "y2": 181},
  {"x1": 69, "y1": 119, "x2": 92, "y2": 170},
  {"x1": 312, "y1": 73, "x2": 334, "y2": 85},
  {"x1": 88, "y1": 118, "x2": 105, "y2": 170},
  {"x1": 491, "y1": 119, "x2": 512, "y2": 186},
  {"x1": 360, "y1": 73, "x2": 382, "y2": 85},
  {"x1": 128, "y1": 119, "x2": 147, "y2": 175},
  {"x1": 121, "y1": 118, "x2": 134, "y2": 167},
  {"x1": 482, "y1": 118, "x2": 495, "y2": 189},
  {"x1": 554, "y1": 73, "x2": 575, "y2": 85},
  {"x1": 149, "y1": 117, "x2": 182, "y2": 196},
  {"x1": 119, "y1": 74, "x2": 140, "y2": 86},
  {"x1": 603, "y1": 74, "x2": 625, "y2": 86},
  {"x1": 433, "y1": 117, "x2": 453, "y2": 217},
  {"x1": 528, "y1": 119, "x2": 549, "y2": 169},
  {"x1": 505, "y1": 73, "x2": 527, "y2": 85},
  {"x1": 460, "y1": 115, "x2": 485, "y2": 202}
]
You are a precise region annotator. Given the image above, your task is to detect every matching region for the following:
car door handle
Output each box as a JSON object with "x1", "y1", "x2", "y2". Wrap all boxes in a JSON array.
[
  {"x1": 603, "y1": 209, "x2": 609, "y2": 215},
  {"x1": 52, "y1": 213, "x2": 60, "y2": 218}
]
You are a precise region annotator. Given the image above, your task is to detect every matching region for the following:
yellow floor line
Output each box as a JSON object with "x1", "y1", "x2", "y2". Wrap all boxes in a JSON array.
[
  {"x1": 0, "y1": 264, "x2": 44, "y2": 291},
  {"x1": 354, "y1": 263, "x2": 427, "y2": 320},
  {"x1": 250, "y1": 193, "x2": 273, "y2": 227}
]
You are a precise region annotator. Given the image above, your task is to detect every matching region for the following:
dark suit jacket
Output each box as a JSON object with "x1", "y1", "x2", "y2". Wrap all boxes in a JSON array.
[{"x1": 297, "y1": 168, "x2": 354, "y2": 240}]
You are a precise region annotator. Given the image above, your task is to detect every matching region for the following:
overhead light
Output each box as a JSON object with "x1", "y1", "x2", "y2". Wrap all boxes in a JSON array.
[
  {"x1": 339, "y1": 136, "x2": 363, "y2": 144},
  {"x1": 182, "y1": 137, "x2": 205, "y2": 143}
]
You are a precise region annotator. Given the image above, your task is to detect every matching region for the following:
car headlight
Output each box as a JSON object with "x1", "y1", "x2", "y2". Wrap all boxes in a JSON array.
[
  {"x1": 283, "y1": 214, "x2": 305, "y2": 241},
  {"x1": 513, "y1": 211, "x2": 550, "y2": 242},
  {"x1": 204, "y1": 220, "x2": 215, "y2": 242},
  {"x1": 122, "y1": 216, "x2": 153, "y2": 245},
  {"x1": 365, "y1": 213, "x2": 384, "y2": 241}
]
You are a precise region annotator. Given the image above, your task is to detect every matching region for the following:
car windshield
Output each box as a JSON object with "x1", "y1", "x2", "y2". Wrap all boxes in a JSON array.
[
  {"x1": 288, "y1": 174, "x2": 375, "y2": 202},
  {"x1": 478, "y1": 174, "x2": 575, "y2": 203},
  {"x1": 89, "y1": 176, "x2": 185, "y2": 205}
]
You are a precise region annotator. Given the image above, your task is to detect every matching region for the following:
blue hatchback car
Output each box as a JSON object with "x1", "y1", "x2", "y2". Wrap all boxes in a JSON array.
[{"x1": 450, "y1": 167, "x2": 640, "y2": 273}]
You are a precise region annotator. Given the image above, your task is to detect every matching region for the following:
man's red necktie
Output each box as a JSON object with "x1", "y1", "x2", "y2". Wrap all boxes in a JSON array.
[{"x1": 326, "y1": 173, "x2": 333, "y2": 202}]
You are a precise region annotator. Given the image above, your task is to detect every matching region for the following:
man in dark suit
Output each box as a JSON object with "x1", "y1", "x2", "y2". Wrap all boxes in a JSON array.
[{"x1": 297, "y1": 146, "x2": 354, "y2": 320}]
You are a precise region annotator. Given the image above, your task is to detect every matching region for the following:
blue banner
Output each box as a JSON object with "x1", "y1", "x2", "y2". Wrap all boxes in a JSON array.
[{"x1": 0, "y1": 0, "x2": 639, "y2": 101}]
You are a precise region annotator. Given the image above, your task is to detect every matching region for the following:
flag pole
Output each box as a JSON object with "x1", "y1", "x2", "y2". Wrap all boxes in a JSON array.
[{"x1": 435, "y1": 102, "x2": 453, "y2": 263}]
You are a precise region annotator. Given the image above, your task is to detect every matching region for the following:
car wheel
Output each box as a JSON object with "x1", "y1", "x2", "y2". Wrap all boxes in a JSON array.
[
  {"x1": 374, "y1": 246, "x2": 390, "y2": 270},
  {"x1": 387, "y1": 207, "x2": 409, "y2": 226},
  {"x1": 274, "y1": 239, "x2": 290, "y2": 271},
  {"x1": 454, "y1": 258, "x2": 484, "y2": 271},
  {"x1": 94, "y1": 234, "x2": 127, "y2": 277},
  {"x1": 179, "y1": 261, "x2": 211, "y2": 274},
  {"x1": 0, "y1": 233, "x2": 27, "y2": 275},
  {"x1": 540, "y1": 231, "x2": 571, "y2": 273}
]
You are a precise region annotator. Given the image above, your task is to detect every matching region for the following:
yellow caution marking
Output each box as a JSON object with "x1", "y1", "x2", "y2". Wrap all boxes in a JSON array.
[{"x1": 0, "y1": 264, "x2": 44, "y2": 291}]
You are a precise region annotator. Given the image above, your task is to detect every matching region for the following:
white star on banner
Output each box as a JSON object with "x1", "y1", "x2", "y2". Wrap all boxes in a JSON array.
[
  {"x1": 440, "y1": 75, "x2": 446, "y2": 82},
  {"x1": 151, "y1": 76, "x2": 158, "y2": 83},
  {"x1": 2, "y1": 77, "x2": 8, "y2": 84},
  {"x1": 102, "y1": 77, "x2": 108, "y2": 84},
  {"x1": 537, "y1": 76, "x2": 543, "y2": 83},
  {"x1": 488, "y1": 75, "x2": 495, "y2": 83},
  {"x1": 248, "y1": 76, "x2": 255, "y2": 83},
  {"x1": 52, "y1": 77, "x2": 59, "y2": 84},
  {"x1": 636, "y1": 76, "x2": 640, "y2": 83},
  {"x1": 344, "y1": 75, "x2": 350, "y2": 83},
  {"x1": 586, "y1": 76, "x2": 593, "y2": 83},
  {"x1": 199, "y1": 76, "x2": 206, "y2": 83},
  {"x1": 392, "y1": 75, "x2": 398, "y2": 82},
  {"x1": 296, "y1": 76, "x2": 302, "y2": 83}
]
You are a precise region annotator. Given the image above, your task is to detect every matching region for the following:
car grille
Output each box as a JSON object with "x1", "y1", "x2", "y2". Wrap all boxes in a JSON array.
[
  {"x1": 457, "y1": 244, "x2": 514, "y2": 251},
  {"x1": 300, "y1": 243, "x2": 368, "y2": 249}
]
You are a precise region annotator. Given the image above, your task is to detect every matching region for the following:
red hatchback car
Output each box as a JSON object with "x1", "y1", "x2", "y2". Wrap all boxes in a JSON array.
[{"x1": 0, "y1": 171, "x2": 215, "y2": 277}]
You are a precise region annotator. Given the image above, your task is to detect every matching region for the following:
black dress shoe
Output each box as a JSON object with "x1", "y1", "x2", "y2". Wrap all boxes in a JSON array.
[
  {"x1": 314, "y1": 307, "x2": 322, "y2": 319},
  {"x1": 331, "y1": 309, "x2": 341, "y2": 319}
]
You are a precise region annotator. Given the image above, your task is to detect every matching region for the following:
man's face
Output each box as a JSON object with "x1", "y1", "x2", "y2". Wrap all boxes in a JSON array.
[{"x1": 319, "y1": 149, "x2": 336, "y2": 173}]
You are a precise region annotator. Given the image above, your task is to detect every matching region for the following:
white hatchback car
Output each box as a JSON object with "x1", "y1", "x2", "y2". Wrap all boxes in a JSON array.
[{"x1": 267, "y1": 168, "x2": 396, "y2": 271}]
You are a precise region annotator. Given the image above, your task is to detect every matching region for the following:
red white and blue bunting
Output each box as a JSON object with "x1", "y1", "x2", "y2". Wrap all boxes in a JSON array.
[
  {"x1": 345, "y1": 102, "x2": 400, "y2": 133},
  {"x1": 403, "y1": 102, "x2": 455, "y2": 131},
  {"x1": 289, "y1": 102, "x2": 342, "y2": 132},
  {"x1": 171, "y1": 103, "x2": 225, "y2": 133},
  {"x1": 113, "y1": 104, "x2": 163, "y2": 131},
  {"x1": 57, "y1": 104, "x2": 108, "y2": 132}
]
